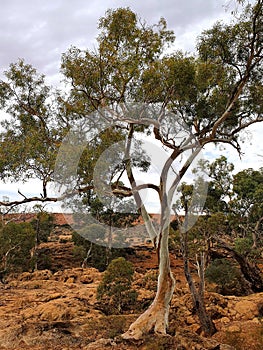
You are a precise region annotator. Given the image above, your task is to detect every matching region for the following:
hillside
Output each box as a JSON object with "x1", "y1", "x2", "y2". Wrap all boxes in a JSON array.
[{"x1": 0, "y1": 227, "x2": 263, "y2": 350}]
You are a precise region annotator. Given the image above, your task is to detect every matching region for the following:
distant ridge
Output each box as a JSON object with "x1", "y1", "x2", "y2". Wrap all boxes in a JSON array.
[{"x1": 2, "y1": 212, "x2": 181, "y2": 226}]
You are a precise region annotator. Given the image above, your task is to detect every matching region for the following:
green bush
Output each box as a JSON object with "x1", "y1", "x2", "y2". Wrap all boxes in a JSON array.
[
  {"x1": 0, "y1": 222, "x2": 35, "y2": 272},
  {"x1": 31, "y1": 211, "x2": 54, "y2": 243},
  {"x1": 96, "y1": 257, "x2": 138, "y2": 314},
  {"x1": 234, "y1": 237, "x2": 253, "y2": 256},
  {"x1": 72, "y1": 230, "x2": 129, "y2": 271},
  {"x1": 141, "y1": 270, "x2": 158, "y2": 291},
  {"x1": 72, "y1": 245, "x2": 87, "y2": 260},
  {"x1": 205, "y1": 258, "x2": 247, "y2": 295},
  {"x1": 234, "y1": 237, "x2": 260, "y2": 259},
  {"x1": 37, "y1": 253, "x2": 52, "y2": 270}
]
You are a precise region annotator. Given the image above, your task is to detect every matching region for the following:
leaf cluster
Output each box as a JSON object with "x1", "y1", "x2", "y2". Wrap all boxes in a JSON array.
[
  {"x1": 205, "y1": 258, "x2": 247, "y2": 295},
  {"x1": 96, "y1": 256, "x2": 138, "y2": 314},
  {"x1": 0, "y1": 222, "x2": 35, "y2": 272}
]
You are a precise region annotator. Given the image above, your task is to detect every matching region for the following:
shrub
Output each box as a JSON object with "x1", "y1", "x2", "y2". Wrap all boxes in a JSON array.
[
  {"x1": 0, "y1": 222, "x2": 35, "y2": 272},
  {"x1": 37, "y1": 253, "x2": 52, "y2": 270},
  {"x1": 31, "y1": 211, "x2": 54, "y2": 243},
  {"x1": 234, "y1": 237, "x2": 260, "y2": 259},
  {"x1": 72, "y1": 230, "x2": 128, "y2": 271},
  {"x1": 205, "y1": 258, "x2": 247, "y2": 295},
  {"x1": 96, "y1": 257, "x2": 138, "y2": 314},
  {"x1": 141, "y1": 270, "x2": 158, "y2": 291}
]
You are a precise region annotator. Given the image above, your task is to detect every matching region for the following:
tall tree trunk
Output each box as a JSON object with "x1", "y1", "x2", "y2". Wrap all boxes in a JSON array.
[{"x1": 122, "y1": 227, "x2": 175, "y2": 340}]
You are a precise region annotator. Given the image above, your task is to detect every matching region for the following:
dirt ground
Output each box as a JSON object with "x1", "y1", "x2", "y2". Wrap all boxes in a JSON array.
[{"x1": 0, "y1": 239, "x2": 263, "y2": 350}]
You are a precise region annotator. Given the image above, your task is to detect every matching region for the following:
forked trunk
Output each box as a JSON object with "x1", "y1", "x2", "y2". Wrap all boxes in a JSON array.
[
  {"x1": 181, "y1": 226, "x2": 216, "y2": 336},
  {"x1": 122, "y1": 227, "x2": 175, "y2": 340},
  {"x1": 184, "y1": 257, "x2": 217, "y2": 336}
]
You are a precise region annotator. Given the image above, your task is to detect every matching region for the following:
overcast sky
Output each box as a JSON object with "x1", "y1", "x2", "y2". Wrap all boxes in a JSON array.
[
  {"x1": 0, "y1": 0, "x2": 235, "y2": 83},
  {"x1": 0, "y1": 0, "x2": 262, "y2": 212}
]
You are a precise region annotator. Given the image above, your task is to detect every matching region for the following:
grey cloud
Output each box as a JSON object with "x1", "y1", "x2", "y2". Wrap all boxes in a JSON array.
[
  {"x1": 0, "y1": 0, "x2": 230, "y2": 84},
  {"x1": 100, "y1": 0, "x2": 229, "y2": 31}
]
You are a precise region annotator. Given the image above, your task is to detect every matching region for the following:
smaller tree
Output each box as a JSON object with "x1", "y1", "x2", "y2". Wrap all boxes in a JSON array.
[
  {"x1": 174, "y1": 183, "x2": 217, "y2": 336},
  {"x1": 72, "y1": 225, "x2": 106, "y2": 271},
  {"x1": 230, "y1": 168, "x2": 263, "y2": 248},
  {"x1": 194, "y1": 157, "x2": 263, "y2": 293},
  {"x1": 31, "y1": 207, "x2": 54, "y2": 243},
  {"x1": 96, "y1": 257, "x2": 137, "y2": 314},
  {"x1": 30, "y1": 207, "x2": 54, "y2": 271},
  {"x1": 72, "y1": 229, "x2": 130, "y2": 271},
  {"x1": 0, "y1": 222, "x2": 35, "y2": 272}
]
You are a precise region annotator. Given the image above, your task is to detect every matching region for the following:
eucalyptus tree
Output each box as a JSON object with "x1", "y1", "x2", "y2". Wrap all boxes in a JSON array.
[
  {"x1": 0, "y1": 1, "x2": 262, "y2": 340},
  {"x1": 231, "y1": 168, "x2": 263, "y2": 244},
  {"x1": 0, "y1": 59, "x2": 64, "y2": 207},
  {"x1": 174, "y1": 182, "x2": 218, "y2": 335},
  {"x1": 59, "y1": 2, "x2": 262, "y2": 339},
  {"x1": 175, "y1": 158, "x2": 263, "y2": 332},
  {"x1": 197, "y1": 156, "x2": 235, "y2": 214}
]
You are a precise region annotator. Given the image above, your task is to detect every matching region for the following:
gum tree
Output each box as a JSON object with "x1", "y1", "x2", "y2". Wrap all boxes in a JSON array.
[
  {"x1": 0, "y1": 60, "x2": 63, "y2": 204},
  {"x1": 231, "y1": 167, "x2": 263, "y2": 248},
  {"x1": 0, "y1": 1, "x2": 262, "y2": 339},
  {"x1": 60, "y1": 3, "x2": 262, "y2": 338},
  {"x1": 174, "y1": 158, "x2": 263, "y2": 333}
]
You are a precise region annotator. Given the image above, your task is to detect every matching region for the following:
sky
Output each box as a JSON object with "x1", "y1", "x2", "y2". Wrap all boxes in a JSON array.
[
  {"x1": 0, "y1": 0, "x2": 262, "y2": 213},
  {"x1": 0, "y1": 0, "x2": 235, "y2": 83}
]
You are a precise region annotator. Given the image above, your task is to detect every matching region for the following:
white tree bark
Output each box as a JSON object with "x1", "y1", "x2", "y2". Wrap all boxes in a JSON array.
[{"x1": 122, "y1": 224, "x2": 175, "y2": 339}]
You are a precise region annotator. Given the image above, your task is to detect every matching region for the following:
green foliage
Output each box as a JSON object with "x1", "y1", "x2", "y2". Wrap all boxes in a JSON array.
[
  {"x1": 0, "y1": 3, "x2": 262, "y2": 219},
  {"x1": 72, "y1": 230, "x2": 107, "y2": 271},
  {"x1": 36, "y1": 253, "x2": 52, "y2": 270},
  {"x1": 141, "y1": 270, "x2": 158, "y2": 291},
  {"x1": 77, "y1": 128, "x2": 126, "y2": 187},
  {"x1": 96, "y1": 257, "x2": 137, "y2": 314},
  {"x1": 0, "y1": 60, "x2": 63, "y2": 198},
  {"x1": 0, "y1": 1, "x2": 261, "y2": 206},
  {"x1": 231, "y1": 168, "x2": 263, "y2": 219},
  {"x1": 71, "y1": 230, "x2": 129, "y2": 271},
  {"x1": 234, "y1": 237, "x2": 260, "y2": 259},
  {"x1": 195, "y1": 156, "x2": 234, "y2": 214},
  {"x1": 71, "y1": 230, "x2": 86, "y2": 247},
  {"x1": 61, "y1": 7, "x2": 174, "y2": 112},
  {"x1": 186, "y1": 157, "x2": 263, "y2": 251},
  {"x1": 205, "y1": 259, "x2": 247, "y2": 295},
  {"x1": 171, "y1": 213, "x2": 229, "y2": 258},
  {"x1": 234, "y1": 237, "x2": 253, "y2": 256},
  {"x1": 72, "y1": 245, "x2": 86, "y2": 261},
  {"x1": 31, "y1": 211, "x2": 54, "y2": 243},
  {"x1": 0, "y1": 222, "x2": 35, "y2": 272}
]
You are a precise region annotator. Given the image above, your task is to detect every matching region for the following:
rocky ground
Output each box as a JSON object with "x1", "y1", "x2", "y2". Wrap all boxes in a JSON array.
[{"x1": 0, "y1": 231, "x2": 263, "y2": 349}]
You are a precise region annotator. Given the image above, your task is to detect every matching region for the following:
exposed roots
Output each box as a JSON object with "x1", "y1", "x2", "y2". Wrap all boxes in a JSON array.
[
  {"x1": 122, "y1": 303, "x2": 168, "y2": 340},
  {"x1": 122, "y1": 229, "x2": 176, "y2": 340}
]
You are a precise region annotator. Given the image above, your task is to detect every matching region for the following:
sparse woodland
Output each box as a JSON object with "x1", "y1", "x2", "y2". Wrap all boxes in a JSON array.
[{"x1": 0, "y1": 0, "x2": 262, "y2": 348}]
